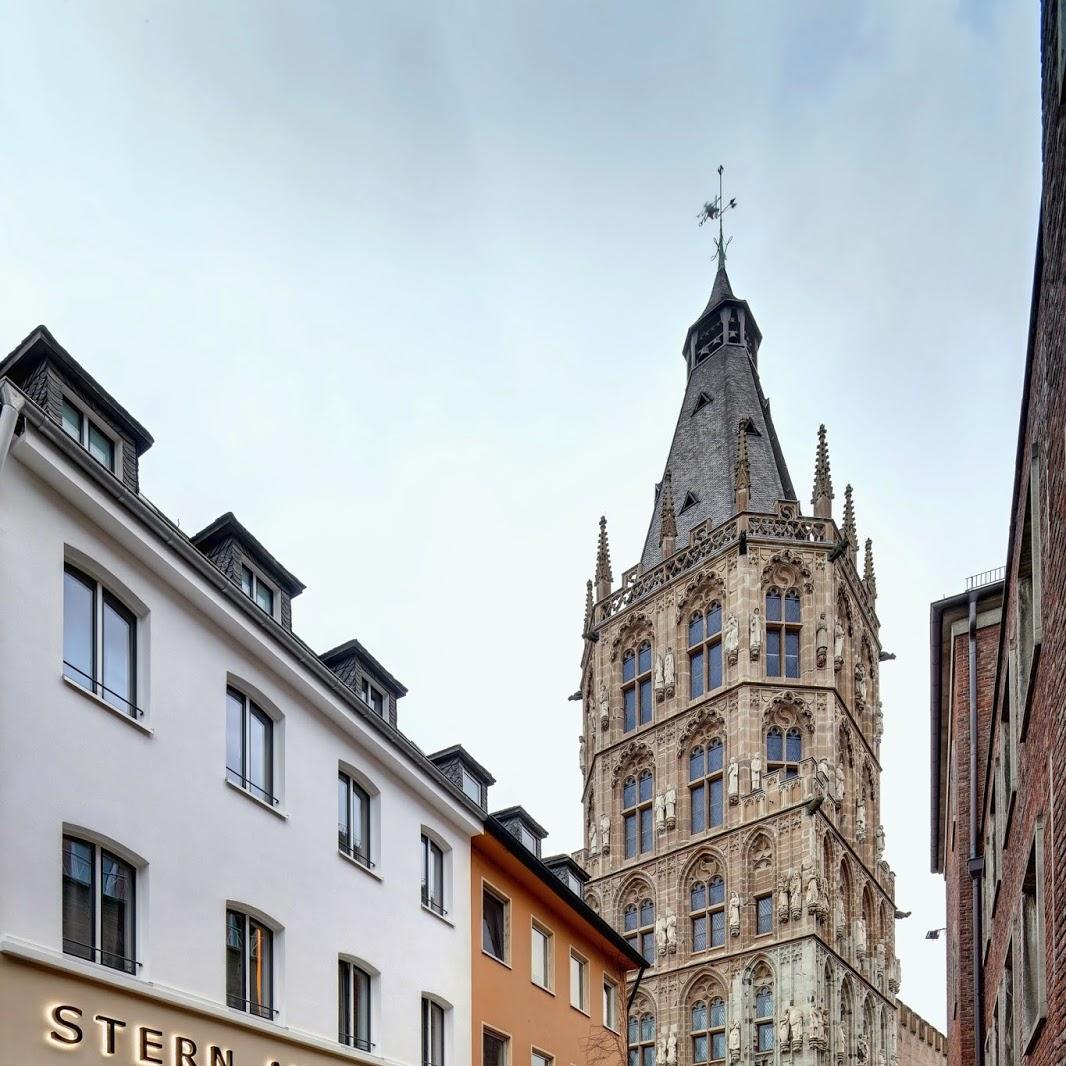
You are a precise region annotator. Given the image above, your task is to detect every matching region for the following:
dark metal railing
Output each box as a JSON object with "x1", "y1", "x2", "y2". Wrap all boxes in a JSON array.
[
  {"x1": 338, "y1": 838, "x2": 376, "y2": 870},
  {"x1": 225, "y1": 768, "x2": 280, "y2": 807},
  {"x1": 63, "y1": 661, "x2": 144, "y2": 719},
  {"x1": 226, "y1": 995, "x2": 278, "y2": 1019},
  {"x1": 63, "y1": 940, "x2": 140, "y2": 973},
  {"x1": 340, "y1": 1034, "x2": 375, "y2": 1052},
  {"x1": 965, "y1": 566, "x2": 1005, "y2": 591},
  {"x1": 421, "y1": 890, "x2": 448, "y2": 918}
]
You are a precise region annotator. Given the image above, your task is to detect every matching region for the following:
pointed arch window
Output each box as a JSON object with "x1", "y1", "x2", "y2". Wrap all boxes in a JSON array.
[
  {"x1": 690, "y1": 874, "x2": 726, "y2": 951},
  {"x1": 623, "y1": 771, "x2": 654, "y2": 858},
  {"x1": 755, "y1": 982, "x2": 775, "y2": 1053},
  {"x1": 689, "y1": 605, "x2": 723, "y2": 698},
  {"x1": 766, "y1": 727, "x2": 802, "y2": 779},
  {"x1": 624, "y1": 899, "x2": 656, "y2": 964},
  {"x1": 628, "y1": 1012, "x2": 656, "y2": 1066},
  {"x1": 727, "y1": 309, "x2": 741, "y2": 345},
  {"x1": 689, "y1": 740, "x2": 725, "y2": 832},
  {"x1": 622, "y1": 642, "x2": 653, "y2": 732},
  {"x1": 692, "y1": 998, "x2": 726, "y2": 1064},
  {"x1": 765, "y1": 588, "x2": 801, "y2": 678}
]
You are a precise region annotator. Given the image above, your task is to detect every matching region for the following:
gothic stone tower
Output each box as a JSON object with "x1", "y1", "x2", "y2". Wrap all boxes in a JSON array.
[{"x1": 577, "y1": 264, "x2": 901, "y2": 1066}]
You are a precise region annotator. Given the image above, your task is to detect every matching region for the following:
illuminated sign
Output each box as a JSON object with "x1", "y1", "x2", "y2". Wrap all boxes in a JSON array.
[{"x1": 46, "y1": 1004, "x2": 329, "y2": 1066}]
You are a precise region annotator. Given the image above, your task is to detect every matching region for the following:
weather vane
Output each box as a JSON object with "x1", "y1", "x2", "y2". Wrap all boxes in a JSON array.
[{"x1": 697, "y1": 164, "x2": 737, "y2": 270}]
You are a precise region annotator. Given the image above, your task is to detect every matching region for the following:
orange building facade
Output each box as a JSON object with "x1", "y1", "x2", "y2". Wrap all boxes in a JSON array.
[{"x1": 472, "y1": 812, "x2": 646, "y2": 1066}]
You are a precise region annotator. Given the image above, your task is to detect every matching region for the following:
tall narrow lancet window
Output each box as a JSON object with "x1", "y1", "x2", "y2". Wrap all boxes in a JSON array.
[
  {"x1": 766, "y1": 727, "x2": 802, "y2": 779},
  {"x1": 628, "y1": 1012, "x2": 656, "y2": 1066},
  {"x1": 690, "y1": 875, "x2": 726, "y2": 950},
  {"x1": 690, "y1": 740, "x2": 725, "y2": 831},
  {"x1": 624, "y1": 900, "x2": 656, "y2": 964},
  {"x1": 623, "y1": 771, "x2": 655, "y2": 858},
  {"x1": 765, "y1": 589, "x2": 801, "y2": 678},
  {"x1": 755, "y1": 981, "x2": 775, "y2": 1052},
  {"x1": 692, "y1": 998, "x2": 727, "y2": 1064},
  {"x1": 623, "y1": 642, "x2": 654, "y2": 732},
  {"x1": 689, "y1": 605, "x2": 723, "y2": 698}
]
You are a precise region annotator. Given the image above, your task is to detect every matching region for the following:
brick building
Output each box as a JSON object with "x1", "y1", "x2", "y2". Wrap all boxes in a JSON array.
[
  {"x1": 576, "y1": 227, "x2": 905, "y2": 1062},
  {"x1": 930, "y1": 3, "x2": 1065, "y2": 1064},
  {"x1": 897, "y1": 1004, "x2": 947, "y2": 1066}
]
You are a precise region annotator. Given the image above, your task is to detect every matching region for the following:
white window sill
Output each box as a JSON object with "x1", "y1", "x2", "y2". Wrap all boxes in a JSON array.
[
  {"x1": 532, "y1": 981, "x2": 555, "y2": 997},
  {"x1": 421, "y1": 902, "x2": 454, "y2": 928},
  {"x1": 225, "y1": 777, "x2": 287, "y2": 819},
  {"x1": 338, "y1": 848, "x2": 383, "y2": 882},
  {"x1": 482, "y1": 949, "x2": 511, "y2": 970},
  {"x1": 62, "y1": 675, "x2": 152, "y2": 735},
  {"x1": 570, "y1": 1003, "x2": 591, "y2": 1018}
]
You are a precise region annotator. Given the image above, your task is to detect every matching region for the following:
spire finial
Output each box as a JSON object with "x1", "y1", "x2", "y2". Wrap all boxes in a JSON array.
[
  {"x1": 583, "y1": 578, "x2": 594, "y2": 636},
  {"x1": 864, "y1": 538, "x2": 878, "y2": 603},
  {"x1": 734, "y1": 421, "x2": 751, "y2": 511},
  {"x1": 698, "y1": 164, "x2": 737, "y2": 271},
  {"x1": 812, "y1": 423, "x2": 834, "y2": 519},
  {"x1": 659, "y1": 469, "x2": 678, "y2": 554},
  {"x1": 842, "y1": 484, "x2": 857, "y2": 563},
  {"x1": 594, "y1": 515, "x2": 613, "y2": 600}
]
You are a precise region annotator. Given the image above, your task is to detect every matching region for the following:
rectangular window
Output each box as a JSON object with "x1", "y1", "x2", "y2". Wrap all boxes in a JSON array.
[
  {"x1": 422, "y1": 998, "x2": 445, "y2": 1066},
  {"x1": 62, "y1": 836, "x2": 136, "y2": 974},
  {"x1": 623, "y1": 686, "x2": 637, "y2": 732},
  {"x1": 226, "y1": 909, "x2": 273, "y2": 1018},
  {"x1": 482, "y1": 886, "x2": 508, "y2": 962},
  {"x1": 360, "y1": 678, "x2": 386, "y2": 717},
  {"x1": 710, "y1": 909, "x2": 725, "y2": 948},
  {"x1": 1020, "y1": 821, "x2": 1047, "y2": 1047},
  {"x1": 624, "y1": 812, "x2": 638, "y2": 858},
  {"x1": 766, "y1": 630, "x2": 781, "y2": 677},
  {"x1": 421, "y1": 835, "x2": 446, "y2": 915},
  {"x1": 226, "y1": 688, "x2": 276, "y2": 805},
  {"x1": 461, "y1": 767, "x2": 484, "y2": 805},
  {"x1": 709, "y1": 778, "x2": 724, "y2": 827},
  {"x1": 240, "y1": 564, "x2": 275, "y2": 616},
  {"x1": 532, "y1": 1051, "x2": 552, "y2": 1066},
  {"x1": 339, "y1": 960, "x2": 372, "y2": 1050},
  {"x1": 691, "y1": 783, "x2": 706, "y2": 833},
  {"x1": 690, "y1": 650, "x2": 705, "y2": 698},
  {"x1": 569, "y1": 950, "x2": 589, "y2": 1012},
  {"x1": 708, "y1": 642, "x2": 723, "y2": 689},
  {"x1": 692, "y1": 914, "x2": 707, "y2": 951},
  {"x1": 756, "y1": 1022, "x2": 774, "y2": 1053},
  {"x1": 756, "y1": 894, "x2": 773, "y2": 935},
  {"x1": 640, "y1": 807, "x2": 653, "y2": 853},
  {"x1": 484, "y1": 1029, "x2": 508, "y2": 1066},
  {"x1": 63, "y1": 565, "x2": 138, "y2": 717},
  {"x1": 603, "y1": 977, "x2": 619, "y2": 1031},
  {"x1": 60, "y1": 398, "x2": 117, "y2": 472},
  {"x1": 531, "y1": 923, "x2": 552, "y2": 990},
  {"x1": 784, "y1": 630, "x2": 800, "y2": 678},
  {"x1": 338, "y1": 771, "x2": 372, "y2": 867}
]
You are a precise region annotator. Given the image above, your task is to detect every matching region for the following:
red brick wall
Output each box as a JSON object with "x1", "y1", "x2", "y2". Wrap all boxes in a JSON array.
[{"x1": 977, "y1": 5, "x2": 1066, "y2": 1065}]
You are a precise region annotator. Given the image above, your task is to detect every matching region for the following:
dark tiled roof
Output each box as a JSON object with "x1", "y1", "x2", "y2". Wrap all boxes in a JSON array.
[
  {"x1": 320, "y1": 637, "x2": 408, "y2": 697},
  {"x1": 427, "y1": 743, "x2": 496, "y2": 785},
  {"x1": 491, "y1": 804, "x2": 548, "y2": 839},
  {"x1": 640, "y1": 271, "x2": 796, "y2": 570},
  {"x1": 191, "y1": 511, "x2": 306, "y2": 596}
]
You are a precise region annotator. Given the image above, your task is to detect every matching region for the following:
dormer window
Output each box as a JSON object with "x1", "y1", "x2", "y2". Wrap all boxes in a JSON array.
[
  {"x1": 240, "y1": 565, "x2": 275, "y2": 616},
  {"x1": 360, "y1": 678, "x2": 385, "y2": 717},
  {"x1": 61, "y1": 398, "x2": 116, "y2": 472},
  {"x1": 460, "y1": 767, "x2": 484, "y2": 806}
]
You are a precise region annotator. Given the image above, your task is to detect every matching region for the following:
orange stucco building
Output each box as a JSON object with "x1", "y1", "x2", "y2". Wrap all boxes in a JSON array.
[{"x1": 472, "y1": 807, "x2": 645, "y2": 1066}]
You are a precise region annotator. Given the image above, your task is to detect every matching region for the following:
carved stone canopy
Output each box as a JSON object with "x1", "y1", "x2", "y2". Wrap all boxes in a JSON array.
[
  {"x1": 675, "y1": 568, "x2": 726, "y2": 624},
  {"x1": 762, "y1": 548, "x2": 814, "y2": 593},
  {"x1": 610, "y1": 611, "x2": 654, "y2": 662},
  {"x1": 764, "y1": 689, "x2": 816, "y2": 734},
  {"x1": 612, "y1": 740, "x2": 656, "y2": 786},
  {"x1": 676, "y1": 703, "x2": 727, "y2": 759}
]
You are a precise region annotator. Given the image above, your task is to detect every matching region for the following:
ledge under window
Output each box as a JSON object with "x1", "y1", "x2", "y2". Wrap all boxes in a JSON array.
[
  {"x1": 338, "y1": 848, "x2": 383, "y2": 882},
  {"x1": 62, "y1": 675, "x2": 153, "y2": 735},
  {"x1": 224, "y1": 777, "x2": 287, "y2": 819}
]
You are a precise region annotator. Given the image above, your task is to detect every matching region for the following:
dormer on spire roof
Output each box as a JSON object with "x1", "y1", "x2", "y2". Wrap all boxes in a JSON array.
[
  {"x1": 595, "y1": 516, "x2": 613, "y2": 601},
  {"x1": 812, "y1": 424, "x2": 834, "y2": 519},
  {"x1": 658, "y1": 469, "x2": 678, "y2": 556}
]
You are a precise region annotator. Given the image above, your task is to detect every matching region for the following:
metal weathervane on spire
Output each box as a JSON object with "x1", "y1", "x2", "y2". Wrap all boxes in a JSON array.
[{"x1": 697, "y1": 164, "x2": 737, "y2": 270}]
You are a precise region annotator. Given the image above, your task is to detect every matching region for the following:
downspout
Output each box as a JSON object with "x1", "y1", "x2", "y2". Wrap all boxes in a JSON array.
[
  {"x1": 0, "y1": 382, "x2": 23, "y2": 479},
  {"x1": 626, "y1": 962, "x2": 649, "y2": 1012},
  {"x1": 967, "y1": 594, "x2": 984, "y2": 1066}
]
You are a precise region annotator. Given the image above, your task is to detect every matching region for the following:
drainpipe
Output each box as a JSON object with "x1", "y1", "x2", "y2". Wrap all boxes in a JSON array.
[
  {"x1": 967, "y1": 593, "x2": 984, "y2": 1066},
  {"x1": 0, "y1": 382, "x2": 24, "y2": 480}
]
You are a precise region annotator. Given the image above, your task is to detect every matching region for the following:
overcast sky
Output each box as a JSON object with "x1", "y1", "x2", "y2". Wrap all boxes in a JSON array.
[{"x1": 0, "y1": 0, "x2": 1042, "y2": 1029}]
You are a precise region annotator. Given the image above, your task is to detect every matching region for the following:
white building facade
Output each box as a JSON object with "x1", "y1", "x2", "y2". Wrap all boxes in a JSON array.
[{"x1": 0, "y1": 327, "x2": 480, "y2": 1066}]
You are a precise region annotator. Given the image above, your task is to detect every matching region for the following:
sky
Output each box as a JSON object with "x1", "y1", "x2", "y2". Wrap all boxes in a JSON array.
[{"x1": 0, "y1": 0, "x2": 1043, "y2": 1031}]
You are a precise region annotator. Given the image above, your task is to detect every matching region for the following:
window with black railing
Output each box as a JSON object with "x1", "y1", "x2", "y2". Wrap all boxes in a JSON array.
[
  {"x1": 226, "y1": 909, "x2": 276, "y2": 1019},
  {"x1": 226, "y1": 687, "x2": 278, "y2": 806},
  {"x1": 62, "y1": 835, "x2": 138, "y2": 975},
  {"x1": 339, "y1": 959, "x2": 373, "y2": 1051},
  {"x1": 421, "y1": 834, "x2": 447, "y2": 915},
  {"x1": 422, "y1": 997, "x2": 445, "y2": 1066},
  {"x1": 63, "y1": 564, "x2": 142, "y2": 719},
  {"x1": 338, "y1": 771, "x2": 373, "y2": 868}
]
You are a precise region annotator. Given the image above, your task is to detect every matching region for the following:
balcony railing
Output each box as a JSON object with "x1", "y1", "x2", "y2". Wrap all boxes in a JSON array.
[
  {"x1": 965, "y1": 567, "x2": 1005, "y2": 591},
  {"x1": 63, "y1": 661, "x2": 144, "y2": 719}
]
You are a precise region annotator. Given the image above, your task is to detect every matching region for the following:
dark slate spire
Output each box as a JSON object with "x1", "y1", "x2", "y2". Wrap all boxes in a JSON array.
[
  {"x1": 640, "y1": 267, "x2": 796, "y2": 570},
  {"x1": 812, "y1": 424, "x2": 834, "y2": 519}
]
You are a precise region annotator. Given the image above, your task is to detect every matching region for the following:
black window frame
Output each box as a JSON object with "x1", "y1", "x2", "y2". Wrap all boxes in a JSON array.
[
  {"x1": 482, "y1": 884, "x2": 508, "y2": 962},
  {"x1": 240, "y1": 564, "x2": 276, "y2": 617},
  {"x1": 60, "y1": 396, "x2": 117, "y2": 473},
  {"x1": 421, "y1": 834, "x2": 447, "y2": 916},
  {"x1": 226, "y1": 908, "x2": 276, "y2": 1019},
  {"x1": 226, "y1": 687, "x2": 278, "y2": 806},
  {"x1": 422, "y1": 997, "x2": 445, "y2": 1066},
  {"x1": 339, "y1": 958, "x2": 373, "y2": 1051},
  {"x1": 338, "y1": 770, "x2": 373, "y2": 868},
  {"x1": 63, "y1": 564, "x2": 141, "y2": 718}
]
